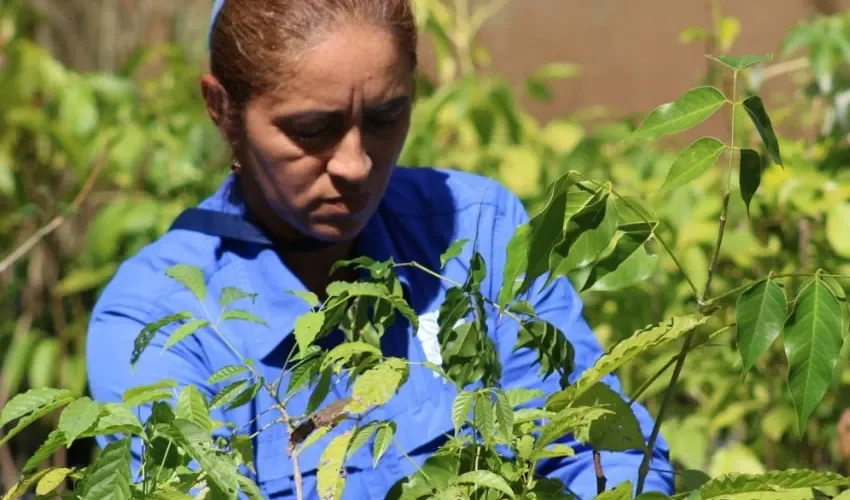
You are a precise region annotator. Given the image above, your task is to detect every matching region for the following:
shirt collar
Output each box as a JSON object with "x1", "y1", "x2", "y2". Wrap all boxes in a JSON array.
[{"x1": 208, "y1": 175, "x2": 414, "y2": 361}]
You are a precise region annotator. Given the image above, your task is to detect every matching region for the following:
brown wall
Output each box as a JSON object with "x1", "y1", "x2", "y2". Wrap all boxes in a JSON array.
[{"x1": 459, "y1": 0, "x2": 849, "y2": 123}]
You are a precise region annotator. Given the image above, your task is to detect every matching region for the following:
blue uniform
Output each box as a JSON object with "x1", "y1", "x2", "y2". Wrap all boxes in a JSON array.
[{"x1": 86, "y1": 167, "x2": 673, "y2": 499}]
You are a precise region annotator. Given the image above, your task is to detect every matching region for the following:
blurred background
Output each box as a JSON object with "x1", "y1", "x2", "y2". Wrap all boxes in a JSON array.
[{"x1": 2, "y1": 0, "x2": 850, "y2": 493}]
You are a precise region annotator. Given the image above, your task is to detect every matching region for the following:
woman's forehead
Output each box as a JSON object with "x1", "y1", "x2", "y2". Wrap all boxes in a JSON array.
[{"x1": 261, "y1": 25, "x2": 413, "y2": 110}]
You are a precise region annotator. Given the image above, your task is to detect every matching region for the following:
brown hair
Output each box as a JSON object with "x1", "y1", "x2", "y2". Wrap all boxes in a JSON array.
[{"x1": 210, "y1": 0, "x2": 418, "y2": 114}]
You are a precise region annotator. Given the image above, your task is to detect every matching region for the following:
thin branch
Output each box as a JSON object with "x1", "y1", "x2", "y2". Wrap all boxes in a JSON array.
[
  {"x1": 593, "y1": 450, "x2": 607, "y2": 494},
  {"x1": 0, "y1": 157, "x2": 106, "y2": 275},
  {"x1": 637, "y1": 70, "x2": 740, "y2": 495}
]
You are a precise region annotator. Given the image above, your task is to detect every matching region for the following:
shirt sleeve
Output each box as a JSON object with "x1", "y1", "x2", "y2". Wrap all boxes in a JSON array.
[
  {"x1": 85, "y1": 299, "x2": 236, "y2": 483},
  {"x1": 492, "y1": 188, "x2": 675, "y2": 499}
]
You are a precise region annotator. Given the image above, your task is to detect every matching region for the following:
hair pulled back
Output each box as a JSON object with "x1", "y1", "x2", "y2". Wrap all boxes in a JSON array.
[{"x1": 210, "y1": 0, "x2": 418, "y2": 113}]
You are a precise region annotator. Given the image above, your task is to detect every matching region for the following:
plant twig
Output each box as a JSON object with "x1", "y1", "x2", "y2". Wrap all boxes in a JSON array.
[
  {"x1": 636, "y1": 71, "x2": 740, "y2": 495},
  {"x1": 0, "y1": 157, "x2": 105, "y2": 275},
  {"x1": 593, "y1": 450, "x2": 607, "y2": 494}
]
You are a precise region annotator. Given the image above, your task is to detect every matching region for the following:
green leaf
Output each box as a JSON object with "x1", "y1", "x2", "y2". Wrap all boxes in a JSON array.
[
  {"x1": 122, "y1": 379, "x2": 177, "y2": 407},
  {"x1": 548, "y1": 314, "x2": 709, "y2": 408},
  {"x1": 516, "y1": 319, "x2": 575, "y2": 386},
  {"x1": 294, "y1": 311, "x2": 325, "y2": 354},
  {"x1": 499, "y1": 223, "x2": 531, "y2": 306},
  {"x1": 224, "y1": 382, "x2": 262, "y2": 411},
  {"x1": 572, "y1": 382, "x2": 643, "y2": 451},
  {"x1": 505, "y1": 388, "x2": 545, "y2": 408},
  {"x1": 318, "y1": 431, "x2": 352, "y2": 500},
  {"x1": 742, "y1": 95, "x2": 783, "y2": 166},
  {"x1": 739, "y1": 149, "x2": 763, "y2": 217},
  {"x1": 218, "y1": 287, "x2": 257, "y2": 308},
  {"x1": 176, "y1": 385, "x2": 213, "y2": 432},
  {"x1": 582, "y1": 225, "x2": 657, "y2": 293},
  {"x1": 596, "y1": 481, "x2": 633, "y2": 500},
  {"x1": 80, "y1": 438, "x2": 132, "y2": 500},
  {"x1": 209, "y1": 380, "x2": 250, "y2": 410},
  {"x1": 660, "y1": 137, "x2": 726, "y2": 192},
  {"x1": 173, "y1": 419, "x2": 240, "y2": 498},
  {"x1": 208, "y1": 365, "x2": 250, "y2": 385},
  {"x1": 529, "y1": 443, "x2": 575, "y2": 461},
  {"x1": 372, "y1": 421, "x2": 396, "y2": 467},
  {"x1": 307, "y1": 369, "x2": 333, "y2": 415},
  {"x1": 286, "y1": 354, "x2": 323, "y2": 398},
  {"x1": 0, "y1": 388, "x2": 75, "y2": 447},
  {"x1": 440, "y1": 239, "x2": 469, "y2": 268},
  {"x1": 784, "y1": 278, "x2": 844, "y2": 430},
  {"x1": 163, "y1": 319, "x2": 210, "y2": 351},
  {"x1": 736, "y1": 278, "x2": 787, "y2": 373},
  {"x1": 220, "y1": 309, "x2": 268, "y2": 326},
  {"x1": 706, "y1": 53, "x2": 772, "y2": 70},
  {"x1": 634, "y1": 86, "x2": 727, "y2": 138},
  {"x1": 452, "y1": 391, "x2": 474, "y2": 433},
  {"x1": 697, "y1": 469, "x2": 850, "y2": 498},
  {"x1": 494, "y1": 390, "x2": 514, "y2": 439},
  {"x1": 23, "y1": 429, "x2": 67, "y2": 472},
  {"x1": 28, "y1": 338, "x2": 58, "y2": 389},
  {"x1": 327, "y1": 282, "x2": 419, "y2": 330},
  {"x1": 58, "y1": 396, "x2": 100, "y2": 446},
  {"x1": 536, "y1": 406, "x2": 613, "y2": 449},
  {"x1": 549, "y1": 193, "x2": 619, "y2": 282},
  {"x1": 131, "y1": 312, "x2": 192, "y2": 367},
  {"x1": 454, "y1": 470, "x2": 516, "y2": 499},
  {"x1": 35, "y1": 466, "x2": 73, "y2": 496},
  {"x1": 826, "y1": 203, "x2": 850, "y2": 258},
  {"x1": 83, "y1": 403, "x2": 144, "y2": 438},
  {"x1": 473, "y1": 392, "x2": 495, "y2": 441},
  {"x1": 321, "y1": 341, "x2": 382, "y2": 373},
  {"x1": 165, "y1": 264, "x2": 207, "y2": 302},
  {"x1": 287, "y1": 290, "x2": 320, "y2": 308},
  {"x1": 347, "y1": 422, "x2": 380, "y2": 460},
  {"x1": 348, "y1": 358, "x2": 408, "y2": 414}
]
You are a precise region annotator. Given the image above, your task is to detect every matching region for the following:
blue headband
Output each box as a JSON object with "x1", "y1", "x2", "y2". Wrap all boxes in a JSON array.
[{"x1": 209, "y1": 0, "x2": 226, "y2": 44}]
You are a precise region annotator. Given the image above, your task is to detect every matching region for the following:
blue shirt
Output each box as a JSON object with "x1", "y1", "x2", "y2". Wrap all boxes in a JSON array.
[{"x1": 86, "y1": 166, "x2": 673, "y2": 499}]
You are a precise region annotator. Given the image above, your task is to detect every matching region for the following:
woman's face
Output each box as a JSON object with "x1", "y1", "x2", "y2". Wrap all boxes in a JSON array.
[{"x1": 228, "y1": 23, "x2": 414, "y2": 242}]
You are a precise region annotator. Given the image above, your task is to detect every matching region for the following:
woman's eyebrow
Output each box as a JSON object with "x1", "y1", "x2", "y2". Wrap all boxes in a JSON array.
[{"x1": 366, "y1": 95, "x2": 411, "y2": 113}]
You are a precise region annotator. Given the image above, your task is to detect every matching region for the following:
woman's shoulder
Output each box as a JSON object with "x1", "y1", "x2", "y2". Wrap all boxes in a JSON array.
[{"x1": 385, "y1": 166, "x2": 526, "y2": 221}]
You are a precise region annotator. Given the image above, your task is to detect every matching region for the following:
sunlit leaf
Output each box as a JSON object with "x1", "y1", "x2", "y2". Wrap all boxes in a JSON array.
[
  {"x1": 440, "y1": 239, "x2": 470, "y2": 268},
  {"x1": 372, "y1": 421, "x2": 396, "y2": 467},
  {"x1": 548, "y1": 314, "x2": 709, "y2": 408},
  {"x1": 697, "y1": 469, "x2": 850, "y2": 498},
  {"x1": 634, "y1": 86, "x2": 727, "y2": 138},
  {"x1": 660, "y1": 137, "x2": 726, "y2": 192},
  {"x1": 784, "y1": 278, "x2": 843, "y2": 430},
  {"x1": 221, "y1": 309, "x2": 267, "y2": 326},
  {"x1": 122, "y1": 379, "x2": 177, "y2": 408},
  {"x1": 572, "y1": 382, "x2": 643, "y2": 452},
  {"x1": 536, "y1": 406, "x2": 613, "y2": 450},
  {"x1": 317, "y1": 431, "x2": 352, "y2": 500},
  {"x1": 294, "y1": 311, "x2": 325, "y2": 354},
  {"x1": 826, "y1": 203, "x2": 850, "y2": 258},
  {"x1": 165, "y1": 264, "x2": 207, "y2": 302},
  {"x1": 595, "y1": 481, "x2": 633, "y2": 500},
  {"x1": 218, "y1": 287, "x2": 257, "y2": 308},
  {"x1": 454, "y1": 470, "x2": 516, "y2": 499},
  {"x1": 348, "y1": 358, "x2": 408, "y2": 414},
  {"x1": 706, "y1": 53, "x2": 772, "y2": 70},
  {"x1": 208, "y1": 365, "x2": 249, "y2": 385},
  {"x1": 736, "y1": 278, "x2": 787, "y2": 373},
  {"x1": 176, "y1": 385, "x2": 213, "y2": 432},
  {"x1": 209, "y1": 380, "x2": 250, "y2": 410},
  {"x1": 58, "y1": 396, "x2": 100, "y2": 446},
  {"x1": 742, "y1": 95, "x2": 783, "y2": 166},
  {"x1": 131, "y1": 312, "x2": 192, "y2": 367},
  {"x1": 451, "y1": 391, "x2": 474, "y2": 433},
  {"x1": 0, "y1": 388, "x2": 75, "y2": 447},
  {"x1": 35, "y1": 467, "x2": 73, "y2": 496},
  {"x1": 163, "y1": 319, "x2": 210, "y2": 351}
]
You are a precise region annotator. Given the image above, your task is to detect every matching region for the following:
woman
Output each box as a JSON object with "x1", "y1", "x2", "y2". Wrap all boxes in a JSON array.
[{"x1": 85, "y1": 0, "x2": 674, "y2": 498}]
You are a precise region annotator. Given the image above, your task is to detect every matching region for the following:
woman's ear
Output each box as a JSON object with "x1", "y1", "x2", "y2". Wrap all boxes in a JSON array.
[{"x1": 200, "y1": 74, "x2": 239, "y2": 145}]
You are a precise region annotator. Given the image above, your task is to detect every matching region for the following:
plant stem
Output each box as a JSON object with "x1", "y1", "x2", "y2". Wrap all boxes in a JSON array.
[
  {"x1": 593, "y1": 450, "x2": 607, "y2": 494},
  {"x1": 636, "y1": 70, "x2": 740, "y2": 495}
]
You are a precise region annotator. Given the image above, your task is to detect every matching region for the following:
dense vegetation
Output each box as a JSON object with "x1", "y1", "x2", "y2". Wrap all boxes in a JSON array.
[{"x1": 2, "y1": 0, "x2": 850, "y2": 498}]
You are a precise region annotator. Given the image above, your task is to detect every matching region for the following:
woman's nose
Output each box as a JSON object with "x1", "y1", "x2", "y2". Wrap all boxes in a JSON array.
[{"x1": 326, "y1": 128, "x2": 372, "y2": 185}]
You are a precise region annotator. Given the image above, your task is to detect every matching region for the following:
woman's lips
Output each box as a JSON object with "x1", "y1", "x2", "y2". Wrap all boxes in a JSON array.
[{"x1": 321, "y1": 194, "x2": 373, "y2": 216}]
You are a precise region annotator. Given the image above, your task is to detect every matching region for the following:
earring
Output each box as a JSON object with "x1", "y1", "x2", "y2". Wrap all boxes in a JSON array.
[{"x1": 231, "y1": 157, "x2": 242, "y2": 174}]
